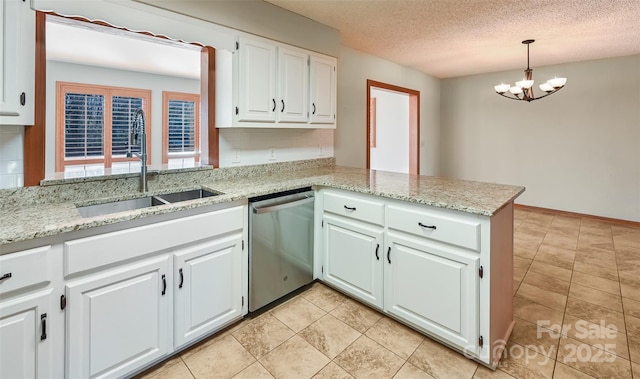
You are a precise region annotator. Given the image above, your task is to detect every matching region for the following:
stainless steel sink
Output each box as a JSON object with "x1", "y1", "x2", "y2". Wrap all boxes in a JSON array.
[
  {"x1": 76, "y1": 189, "x2": 222, "y2": 218},
  {"x1": 76, "y1": 196, "x2": 167, "y2": 218},
  {"x1": 154, "y1": 189, "x2": 220, "y2": 203}
]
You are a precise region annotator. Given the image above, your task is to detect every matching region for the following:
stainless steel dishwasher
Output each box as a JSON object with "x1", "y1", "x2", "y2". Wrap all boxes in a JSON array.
[{"x1": 249, "y1": 188, "x2": 315, "y2": 312}]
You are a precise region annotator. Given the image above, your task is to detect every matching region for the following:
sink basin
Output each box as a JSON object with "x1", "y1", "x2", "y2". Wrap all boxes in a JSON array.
[
  {"x1": 154, "y1": 189, "x2": 220, "y2": 203},
  {"x1": 76, "y1": 196, "x2": 166, "y2": 218},
  {"x1": 76, "y1": 189, "x2": 222, "y2": 218}
]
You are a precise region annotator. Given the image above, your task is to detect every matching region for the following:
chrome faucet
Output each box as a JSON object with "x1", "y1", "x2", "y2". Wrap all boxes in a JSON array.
[{"x1": 126, "y1": 108, "x2": 149, "y2": 192}]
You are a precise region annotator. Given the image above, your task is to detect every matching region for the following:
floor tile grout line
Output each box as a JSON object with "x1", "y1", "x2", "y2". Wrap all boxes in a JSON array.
[
  {"x1": 564, "y1": 214, "x2": 635, "y2": 376},
  {"x1": 179, "y1": 355, "x2": 197, "y2": 379},
  {"x1": 614, "y1": 230, "x2": 635, "y2": 375},
  {"x1": 550, "y1": 213, "x2": 567, "y2": 379}
]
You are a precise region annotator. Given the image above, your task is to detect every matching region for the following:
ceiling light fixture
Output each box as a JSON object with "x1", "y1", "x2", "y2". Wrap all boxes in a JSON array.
[{"x1": 494, "y1": 39, "x2": 566, "y2": 102}]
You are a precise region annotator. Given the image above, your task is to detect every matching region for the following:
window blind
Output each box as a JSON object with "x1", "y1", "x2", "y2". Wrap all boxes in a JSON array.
[
  {"x1": 64, "y1": 93, "x2": 104, "y2": 158},
  {"x1": 168, "y1": 100, "x2": 196, "y2": 153},
  {"x1": 112, "y1": 96, "x2": 143, "y2": 156}
]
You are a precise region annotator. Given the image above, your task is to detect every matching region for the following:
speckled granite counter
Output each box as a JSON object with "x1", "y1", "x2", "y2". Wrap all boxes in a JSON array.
[{"x1": 0, "y1": 159, "x2": 525, "y2": 247}]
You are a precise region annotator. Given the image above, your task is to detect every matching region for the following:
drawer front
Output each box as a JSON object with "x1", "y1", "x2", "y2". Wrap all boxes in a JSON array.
[
  {"x1": 0, "y1": 246, "x2": 50, "y2": 295},
  {"x1": 323, "y1": 191, "x2": 385, "y2": 226},
  {"x1": 387, "y1": 205, "x2": 481, "y2": 251},
  {"x1": 64, "y1": 206, "x2": 244, "y2": 277}
]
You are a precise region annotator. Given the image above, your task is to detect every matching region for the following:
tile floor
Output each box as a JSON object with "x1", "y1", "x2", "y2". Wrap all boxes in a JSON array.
[{"x1": 137, "y1": 208, "x2": 640, "y2": 379}]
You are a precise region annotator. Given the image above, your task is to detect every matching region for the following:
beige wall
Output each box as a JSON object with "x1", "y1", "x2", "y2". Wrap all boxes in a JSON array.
[
  {"x1": 441, "y1": 55, "x2": 640, "y2": 222},
  {"x1": 336, "y1": 47, "x2": 441, "y2": 175}
]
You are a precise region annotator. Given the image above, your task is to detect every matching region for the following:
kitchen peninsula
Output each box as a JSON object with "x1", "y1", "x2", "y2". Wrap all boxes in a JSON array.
[{"x1": 0, "y1": 159, "x2": 524, "y2": 377}]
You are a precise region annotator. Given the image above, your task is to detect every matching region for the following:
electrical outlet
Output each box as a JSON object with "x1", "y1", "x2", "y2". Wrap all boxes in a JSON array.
[
  {"x1": 318, "y1": 144, "x2": 324, "y2": 157},
  {"x1": 268, "y1": 147, "x2": 276, "y2": 161},
  {"x1": 231, "y1": 150, "x2": 241, "y2": 164}
]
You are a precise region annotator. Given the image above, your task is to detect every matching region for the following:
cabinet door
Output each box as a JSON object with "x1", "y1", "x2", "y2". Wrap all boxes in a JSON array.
[
  {"x1": 66, "y1": 256, "x2": 170, "y2": 379},
  {"x1": 322, "y1": 214, "x2": 383, "y2": 309},
  {"x1": 174, "y1": 233, "x2": 243, "y2": 349},
  {"x1": 0, "y1": 0, "x2": 35, "y2": 125},
  {"x1": 0, "y1": 290, "x2": 51, "y2": 379},
  {"x1": 277, "y1": 47, "x2": 308, "y2": 123},
  {"x1": 385, "y1": 232, "x2": 479, "y2": 352},
  {"x1": 309, "y1": 55, "x2": 336, "y2": 125},
  {"x1": 237, "y1": 37, "x2": 277, "y2": 122}
]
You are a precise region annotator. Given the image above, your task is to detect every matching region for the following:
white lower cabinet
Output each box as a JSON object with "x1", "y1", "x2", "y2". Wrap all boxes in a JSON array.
[
  {"x1": 385, "y1": 232, "x2": 479, "y2": 353},
  {"x1": 317, "y1": 189, "x2": 510, "y2": 366},
  {"x1": 62, "y1": 205, "x2": 247, "y2": 378},
  {"x1": 0, "y1": 289, "x2": 52, "y2": 379},
  {"x1": 65, "y1": 255, "x2": 171, "y2": 379},
  {"x1": 322, "y1": 214, "x2": 383, "y2": 309},
  {"x1": 173, "y1": 233, "x2": 243, "y2": 349}
]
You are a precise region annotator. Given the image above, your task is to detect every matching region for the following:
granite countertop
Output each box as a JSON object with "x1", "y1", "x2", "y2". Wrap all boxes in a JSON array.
[{"x1": 0, "y1": 161, "x2": 525, "y2": 247}]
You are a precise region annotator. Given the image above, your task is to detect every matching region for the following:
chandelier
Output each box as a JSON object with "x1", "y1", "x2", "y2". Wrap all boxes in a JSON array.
[{"x1": 494, "y1": 39, "x2": 566, "y2": 102}]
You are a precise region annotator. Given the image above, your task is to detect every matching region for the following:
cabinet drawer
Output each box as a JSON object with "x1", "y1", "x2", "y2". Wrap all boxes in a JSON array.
[
  {"x1": 0, "y1": 246, "x2": 50, "y2": 295},
  {"x1": 387, "y1": 205, "x2": 481, "y2": 251},
  {"x1": 64, "y1": 206, "x2": 244, "y2": 276},
  {"x1": 323, "y1": 191, "x2": 384, "y2": 226}
]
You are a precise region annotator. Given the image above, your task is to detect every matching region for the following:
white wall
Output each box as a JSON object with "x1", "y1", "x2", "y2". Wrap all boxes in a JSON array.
[
  {"x1": 46, "y1": 60, "x2": 200, "y2": 173},
  {"x1": 441, "y1": 54, "x2": 640, "y2": 222},
  {"x1": 0, "y1": 126, "x2": 24, "y2": 188},
  {"x1": 370, "y1": 88, "x2": 409, "y2": 173},
  {"x1": 336, "y1": 46, "x2": 441, "y2": 175},
  {"x1": 218, "y1": 129, "x2": 333, "y2": 167}
]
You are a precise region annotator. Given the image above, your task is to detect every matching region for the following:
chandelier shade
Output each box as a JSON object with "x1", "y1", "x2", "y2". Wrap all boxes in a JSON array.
[{"x1": 494, "y1": 40, "x2": 566, "y2": 102}]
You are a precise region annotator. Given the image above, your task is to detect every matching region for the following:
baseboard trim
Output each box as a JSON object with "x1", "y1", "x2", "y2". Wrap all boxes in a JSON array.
[{"x1": 514, "y1": 204, "x2": 640, "y2": 228}]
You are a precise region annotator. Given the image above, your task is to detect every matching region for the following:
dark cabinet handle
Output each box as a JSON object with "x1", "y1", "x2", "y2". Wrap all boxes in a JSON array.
[
  {"x1": 40, "y1": 314, "x2": 47, "y2": 341},
  {"x1": 20, "y1": 92, "x2": 26, "y2": 106},
  {"x1": 344, "y1": 205, "x2": 356, "y2": 211},
  {"x1": 375, "y1": 244, "x2": 380, "y2": 260},
  {"x1": 272, "y1": 99, "x2": 276, "y2": 112},
  {"x1": 418, "y1": 222, "x2": 437, "y2": 230},
  {"x1": 387, "y1": 247, "x2": 391, "y2": 264},
  {"x1": 161, "y1": 274, "x2": 166, "y2": 295},
  {"x1": 179, "y1": 268, "x2": 184, "y2": 289},
  {"x1": 312, "y1": 103, "x2": 316, "y2": 115},
  {"x1": 0, "y1": 273, "x2": 12, "y2": 281},
  {"x1": 281, "y1": 100, "x2": 285, "y2": 112}
]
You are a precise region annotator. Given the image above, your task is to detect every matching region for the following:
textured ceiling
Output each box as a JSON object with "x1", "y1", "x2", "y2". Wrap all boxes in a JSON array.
[{"x1": 265, "y1": 0, "x2": 640, "y2": 78}]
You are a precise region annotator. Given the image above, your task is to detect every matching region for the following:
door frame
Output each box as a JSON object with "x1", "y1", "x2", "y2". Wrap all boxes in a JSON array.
[{"x1": 366, "y1": 80, "x2": 420, "y2": 175}]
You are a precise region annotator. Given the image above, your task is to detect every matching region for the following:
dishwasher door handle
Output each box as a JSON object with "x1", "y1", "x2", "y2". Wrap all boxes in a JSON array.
[{"x1": 252, "y1": 196, "x2": 314, "y2": 214}]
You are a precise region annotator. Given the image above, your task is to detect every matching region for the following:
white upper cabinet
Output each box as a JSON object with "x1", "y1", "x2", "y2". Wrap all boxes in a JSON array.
[
  {"x1": 277, "y1": 47, "x2": 309, "y2": 123},
  {"x1": 236, "y1": 36, "x2": 277, "y2": 123},
  {"x1": 229, "y1": 35, "x2": 336, "y2": 129},
  {"x1": 309, "y1": 55, "x2": 337, "y2": 125},
  {"x1": 0, "y1": 0, "x2": 35, "y2": 126}
]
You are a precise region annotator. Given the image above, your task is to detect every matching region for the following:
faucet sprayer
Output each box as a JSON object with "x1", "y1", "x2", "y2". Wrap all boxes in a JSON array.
[{"x1": 126, "y1": 108, "x2": 149, "y2": 192}]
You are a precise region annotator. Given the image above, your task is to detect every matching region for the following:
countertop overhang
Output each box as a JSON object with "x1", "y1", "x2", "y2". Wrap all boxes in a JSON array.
[{"x1": 0, "y1": 163, "x2": 525, "y2": 247}]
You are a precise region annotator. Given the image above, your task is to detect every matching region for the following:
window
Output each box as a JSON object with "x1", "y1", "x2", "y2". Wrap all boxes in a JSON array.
[
  {"x1": 56, "y1": 82, "x2": 151, "y2": 172},
  {"x1": 162, "y1": 91, "x2": 200, "y2": 166}
]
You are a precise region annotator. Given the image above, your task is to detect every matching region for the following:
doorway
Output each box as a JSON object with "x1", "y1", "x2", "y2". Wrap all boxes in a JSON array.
[{"x1": 366, "y1": 80, "x2": 419, "y2": 175}]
